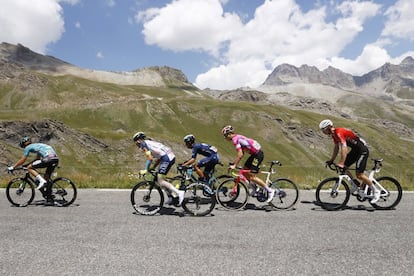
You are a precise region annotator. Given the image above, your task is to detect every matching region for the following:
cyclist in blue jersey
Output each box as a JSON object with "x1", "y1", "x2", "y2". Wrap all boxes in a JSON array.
[
  {"x1": 8, "y1": 137, "x2": 59, "y2": 205},
  {"x1": 133, "y1": 131, "x2": 184, "y2": 206},
  {"x1": 182, "y1": 134, "x2": 220, "y2": 182}
]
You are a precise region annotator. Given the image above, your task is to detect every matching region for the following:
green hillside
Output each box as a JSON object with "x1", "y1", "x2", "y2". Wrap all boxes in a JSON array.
[{"x1": 1, "y1": 71, "x2": 413, "y2": 190}]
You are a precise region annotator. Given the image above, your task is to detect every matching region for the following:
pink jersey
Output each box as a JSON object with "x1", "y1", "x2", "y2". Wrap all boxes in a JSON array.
[{"x1": 231, "y1": 134, "x2": 261, "y2": 155}]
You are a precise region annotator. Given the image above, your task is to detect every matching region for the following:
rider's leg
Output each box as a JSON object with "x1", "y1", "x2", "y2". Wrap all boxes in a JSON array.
[
  {"x1": 158, "y1": 158, "x2": 184, "y2": 205},
  {"x1": 194, "y1": 164, "x2": 205, "y2": 179},
  {"x1": 27, "y1": 163, "x2": 47, "y2": 189},
  {"x1": 354, "y1": 150, "x2": 380, "y2": 203},
  {"x1": 43, "y1": 160, "x2": 58, "y2": 201}
]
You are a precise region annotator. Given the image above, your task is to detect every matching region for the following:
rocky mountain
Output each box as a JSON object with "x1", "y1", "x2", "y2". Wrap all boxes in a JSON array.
[
  {"x1": 0, "y1": 42, "x2": 194, "y2": 88},
  {"x1": 261, "y1": 57, "x2": 414, "y2": 103}
]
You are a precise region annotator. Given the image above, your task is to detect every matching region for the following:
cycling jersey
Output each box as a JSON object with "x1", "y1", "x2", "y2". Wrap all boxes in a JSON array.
[
  {"x1": 332, "y1": 128, "x2": 368, "y2": 173},
  {"x1": 191, "y1": 143, "x2": 218, "y2": 159},
  {"x1": 190, "y1": 143, "x2": 220, "y2": 175},
  {"x1": 140, "y1": 140, "x2": 175, "y2": 161},
  {"x1": 231, "y1": 134, "x2": 261, "y2": 155},
  {"x1": 332, "y1": 128, "x2": 366, "y2": 149},
  {"x1": 23, "y1": 143, "x2": 58, "y2": 159}
]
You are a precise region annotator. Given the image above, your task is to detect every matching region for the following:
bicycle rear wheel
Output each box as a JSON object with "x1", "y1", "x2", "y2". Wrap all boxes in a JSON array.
[
  {"x1": 370, "y1": 176, "x2": 403, "y2": 210},
  {"x1": 269, "y1": 178, "x2": 299, "y2": 210},
  {"x1": 130, "y1": 181, "x2": 164, "y2": 215},
  {"x1": 6, "y1": 178, "x2": 35, "y2": 207},
  {"x1": 316, "y1": 177, "x2": 350, "y2": 211},
  {"x1": 182, "y1": 182, "x2": 216, "y2": 216},
  {"x1": 216, "y1": 179, "x2": 249, "y2": 210},
  {"x1": 51, "y1": 177, "x2": 77, "y2": 207}
]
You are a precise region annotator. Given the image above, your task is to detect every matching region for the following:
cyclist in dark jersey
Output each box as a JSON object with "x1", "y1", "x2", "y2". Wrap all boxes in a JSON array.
[
  {"x1": 182, "y1": 134, "x2": 220, "y2": 181},
  {"x1": 319, "y1": 119, "x2": 380, "y2": 203}
]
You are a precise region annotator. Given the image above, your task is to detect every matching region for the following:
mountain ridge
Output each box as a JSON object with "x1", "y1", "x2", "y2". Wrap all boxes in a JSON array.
[
  {"x1": 261, "y1": 56, "x2": 414, "y2": 103},
  {"x1": 0, "y1": 42, "x2": 195, "y2": 88}
]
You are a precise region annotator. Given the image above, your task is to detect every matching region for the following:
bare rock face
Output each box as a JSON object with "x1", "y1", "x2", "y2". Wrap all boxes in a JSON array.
[
  {"x1": 262, "y1": 56, "x2": 414, "y2": 101},
  {"x1": 0, "y1": 120, "x2": 108, "y2": 151}
]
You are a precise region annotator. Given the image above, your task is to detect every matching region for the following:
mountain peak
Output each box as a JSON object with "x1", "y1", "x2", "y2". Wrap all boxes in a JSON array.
[
  {"x1": 0, "y1": 42, "x2": 72, "y2": 71},
  {"x1": 401, "y1": 56, "x2": 414, "y2": 65}
]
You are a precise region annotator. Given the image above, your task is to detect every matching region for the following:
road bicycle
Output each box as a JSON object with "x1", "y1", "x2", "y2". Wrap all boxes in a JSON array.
[
  {"x1": 5, "y1": 166, "x2": 77, "y2": 207},
  {"x1": 215, "y1": 160, "x2": 299, "y2": 210},
  {"x1": 170, "y1": 162, "x2": 232, "y2": 197},
  {"x1": 315, "y1": 159, "x2": 403, "y2": 211},
  {"x1": 130, "y1": 166, "x2": 216, "y2": 216}
]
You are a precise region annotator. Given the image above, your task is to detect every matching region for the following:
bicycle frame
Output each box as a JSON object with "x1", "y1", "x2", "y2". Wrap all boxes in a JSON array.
[
  {"x1": 330, "y1": 160, "x2": 389, "y2": 200},
  {"x1": 175, "y1": 163, "x2": 229, "y2": 192},
  {"x1": 230, "y1": 161, "x2": 281, "y2": 192}
]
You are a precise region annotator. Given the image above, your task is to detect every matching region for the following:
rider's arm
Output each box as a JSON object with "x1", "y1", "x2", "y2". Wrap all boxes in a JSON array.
[
  {"x1": 12, "y1": 156, "x2": 28, "y2": 169},
  {"x1": 337, "y1": 143, "x2": 348, "y2": 166},
  {"x1": 233, "y1": 149, "x2": 244, "y2": 168},
  {"x1": 142, "y1": 148, "x2": 153, "y2": 170},
  {"x1": 182, "y1": 158, "x2": 195, "y2": 167},
  {"x1": 328, "y1": 143, "x2": 339, "y2": 163}
]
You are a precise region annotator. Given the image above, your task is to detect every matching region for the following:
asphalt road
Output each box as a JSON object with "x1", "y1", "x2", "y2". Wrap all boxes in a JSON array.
[{"x1": 0, "y1": 189, "x2": 413, "y2": 276}]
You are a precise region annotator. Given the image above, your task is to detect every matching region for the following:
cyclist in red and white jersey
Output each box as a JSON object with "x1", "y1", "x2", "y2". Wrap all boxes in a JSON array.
[
  {"x1": 221, "y1": 125, "x2": 275, "y2": 203},
  {"x1": 319, "y1": 119, "x2": 380, "y2": 203},
  {"x1": 133, "y1": 132, "x2": 184, "y2": 206}
]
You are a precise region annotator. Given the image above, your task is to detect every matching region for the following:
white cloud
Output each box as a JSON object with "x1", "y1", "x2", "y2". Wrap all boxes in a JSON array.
[
  {"x1": 97, "y1": 51, "x2": 104, "y2": 59},
  {"x1": 136, "y1": 0, "x2": 243, "y2": 56},
  {"x1": 139, "y1": 0, "x2": 414, "y2": 90},
  {"x1": 75, "y1": 21, "x2": 81, "y2": 29},
  {"x1": 0, "y1": 0, "x2": 65, "y2": 54},
  {"x1": 382, "y1": 0, "x2": 414, "y2": 41}
]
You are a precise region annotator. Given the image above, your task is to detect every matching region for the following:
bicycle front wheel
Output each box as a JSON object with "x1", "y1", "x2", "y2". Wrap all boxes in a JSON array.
[
  {"x1": 51, "y1": 177, "x2": 77, "y2": 206},
  {"x1": 370, "y1": 176, "x2": 403, "y2": 210},
  {"x1": 216, "y1": 179, "x2": 249, "y2": 210},
  {"x1": 130, "y1": 181, "x2": 164, "y2": 215},
  {"x1": 316, "y1": 177, "x2": 350, "y2": 211},
  {"x1": 182, "y1": 182, "x2": 216, "y2": 216},
  {"x1": 6, "y1": 178, "x2": 35, "y2": 207},
  {"x1": 269, "y1": 178, "x2": 299, "y2": 210}
]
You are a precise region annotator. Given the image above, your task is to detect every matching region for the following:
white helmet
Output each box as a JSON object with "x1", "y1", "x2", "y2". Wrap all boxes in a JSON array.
[{"x1": 319, "y1": 119, "x2": 333, "y2": 130}]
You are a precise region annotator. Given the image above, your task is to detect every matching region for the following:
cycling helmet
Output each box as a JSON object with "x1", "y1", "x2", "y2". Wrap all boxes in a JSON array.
[
  {"x1": 19, "y1": 136, "x2": 31, "y2": 148},
  {"x1": 183, "y1": 134, "x2": 195, "y2": 145},
  {"x1": 319, "y1": 119, "x2": 333, "y2": 130},
  {"x1": 132, "y1": 132, "x2": 146, "y2": 142},
  {"x1": 221, "y1": 125, "x2": 234, "y2": 136}
]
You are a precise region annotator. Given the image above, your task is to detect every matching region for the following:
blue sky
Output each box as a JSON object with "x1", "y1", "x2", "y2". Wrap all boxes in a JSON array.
[{"x1": 1, "y1": 0, "x2": 413, "y2": 90}]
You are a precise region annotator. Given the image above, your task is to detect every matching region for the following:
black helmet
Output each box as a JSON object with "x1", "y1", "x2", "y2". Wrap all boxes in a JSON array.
[
  {"x1": 183, "y1": 134, "x2": 195, "y2": 144},
  {"x1": 132, "y1": 132, "x2": 146, "y2": 142},
  {"x1": 19, "y1": 136, "x2": 31, "y2": 148}
]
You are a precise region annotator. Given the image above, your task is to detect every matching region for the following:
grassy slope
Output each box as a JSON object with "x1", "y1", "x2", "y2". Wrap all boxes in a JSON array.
[{"x1": 1, "y1": 72, "x2": 413, "y2": 189}]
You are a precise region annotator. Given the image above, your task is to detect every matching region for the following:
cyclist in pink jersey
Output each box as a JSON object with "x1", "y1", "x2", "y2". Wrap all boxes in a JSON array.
[
  {"x1": 221, "y1": 125, "x2": 275, "y2": 203},
  {"x1": 319, "y1": 119, "x2": 380, "y2": 203}
]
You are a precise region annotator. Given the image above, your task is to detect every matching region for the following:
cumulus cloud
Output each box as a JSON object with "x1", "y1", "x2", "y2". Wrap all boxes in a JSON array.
[
  {"x1": 0, "y1": 0, "x2": 65, "y2": 54},
  {"x1": 382, "y1": 0, "x2": 414, "y2": 41},
  {"x1": 138, "y1": 0, "x2": 414, "y2": 90},
  {"x1": 136, "y1": 0, "x2": 243, "y2": 57}
]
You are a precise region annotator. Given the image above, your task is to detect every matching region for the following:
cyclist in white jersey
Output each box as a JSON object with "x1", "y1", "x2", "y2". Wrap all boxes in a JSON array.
[
  {"x1": 132, "y1": 132, "x2": 184, "y2": 206},
  {"x1": 221, "y1": 125, "x2": 275, "y2": 203}
]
